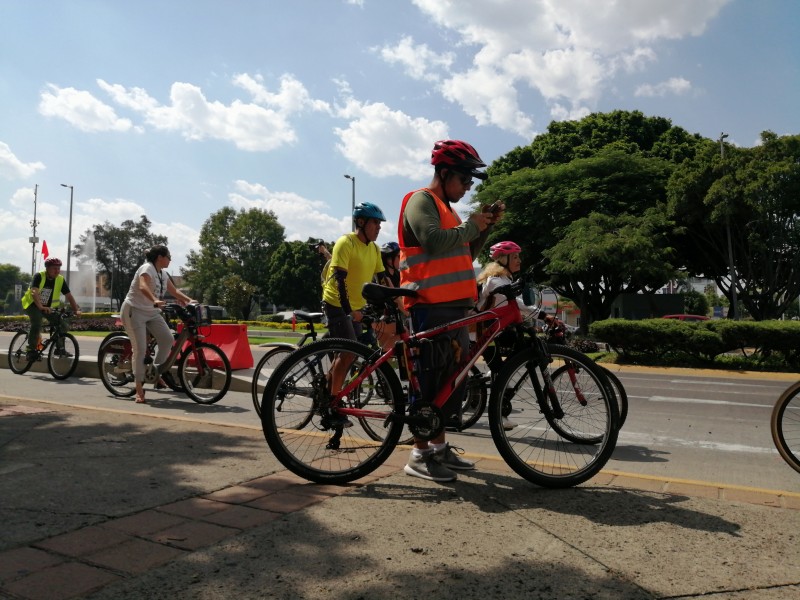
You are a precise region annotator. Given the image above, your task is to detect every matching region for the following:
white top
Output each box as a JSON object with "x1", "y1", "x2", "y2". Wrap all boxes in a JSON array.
[
  {"x1": 478, "y1": 274, "x2": 537, "y2": 319},
  {"x1": 123, "y1": 262, "x2": 167, "y2": 314}
]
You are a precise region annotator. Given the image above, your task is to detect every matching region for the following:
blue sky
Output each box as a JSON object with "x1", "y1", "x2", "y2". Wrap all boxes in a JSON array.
[{"x1": 1, "y1": 0, "x2": 798, "y2": 278}]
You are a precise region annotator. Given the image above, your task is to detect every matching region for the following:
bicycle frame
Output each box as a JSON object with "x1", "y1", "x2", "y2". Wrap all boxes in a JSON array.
[{"x1": 333, "y1": 288, "x2": 525, "y2": 422}]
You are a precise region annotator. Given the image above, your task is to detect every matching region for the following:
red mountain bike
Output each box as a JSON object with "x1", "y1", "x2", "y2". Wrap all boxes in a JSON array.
[{"x1": 260, "y1": 279, "x2": 618, "y2": 488}]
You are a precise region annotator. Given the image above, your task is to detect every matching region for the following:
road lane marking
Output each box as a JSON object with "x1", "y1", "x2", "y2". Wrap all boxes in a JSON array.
[{"x1": 618, "y1": 430, "x2": 776, "y2": 453}]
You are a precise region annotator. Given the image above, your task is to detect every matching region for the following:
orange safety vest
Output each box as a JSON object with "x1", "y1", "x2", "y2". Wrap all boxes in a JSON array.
[{"x1": 398, "y1": 188, "x2": 477, "y2": 308}]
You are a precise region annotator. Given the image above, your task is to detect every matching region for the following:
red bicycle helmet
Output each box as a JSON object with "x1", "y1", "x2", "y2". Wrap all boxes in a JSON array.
[
  {"x1": 431, "y1": 140, "x2": 488, "y2": 180},
  {"x1": 489, "y1": 241, "x2": 521, "y2": 260},
  {"x1": 44, "y1": 257, "x2": 63, "y2": 267}
]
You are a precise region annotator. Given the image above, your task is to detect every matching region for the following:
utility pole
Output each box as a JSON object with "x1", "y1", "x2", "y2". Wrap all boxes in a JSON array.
[
  {"x1": 29, "y1": 184, "x2": 39, "y2": 277},
  {"x1": 719, "y1": 132, "x2": 739, "y2": 320}
]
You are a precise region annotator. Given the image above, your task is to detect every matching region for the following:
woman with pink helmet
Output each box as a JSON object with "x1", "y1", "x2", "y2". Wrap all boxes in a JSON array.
[{"x1": 476, "y1": 240, "x2": 539, "y2": 430}]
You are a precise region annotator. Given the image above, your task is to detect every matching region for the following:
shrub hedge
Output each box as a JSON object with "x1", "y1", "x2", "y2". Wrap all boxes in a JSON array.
[{"x1": 590, "y1": 318, "x2": 800, "y2": 369}]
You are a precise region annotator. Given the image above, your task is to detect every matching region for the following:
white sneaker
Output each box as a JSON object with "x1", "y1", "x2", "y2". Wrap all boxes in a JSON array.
[
  {"x1": 404, "y1": 452, "x2": 457, "y2": 482},
  {"x1": 502, "y1": 417, "x2": 517, "y2": 431}
]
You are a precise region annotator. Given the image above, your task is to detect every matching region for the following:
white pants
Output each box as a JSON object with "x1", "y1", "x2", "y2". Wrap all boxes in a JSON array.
[{"x1": 120, "y1": 301, "x2": 174, "y2": 383}]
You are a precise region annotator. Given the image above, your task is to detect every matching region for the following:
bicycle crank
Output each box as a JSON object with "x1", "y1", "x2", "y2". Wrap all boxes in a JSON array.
[{"x1": 407, "y1": 402, "x2": 444, "y2": 441}]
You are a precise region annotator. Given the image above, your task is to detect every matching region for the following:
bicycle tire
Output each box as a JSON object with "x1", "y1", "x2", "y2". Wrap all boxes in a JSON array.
[
  {"x1": 251, "y1": 344, "x2": 297, "y2": 416},
  {"x1": 47, "y1": 333, "x2": 79, "y2": 380},
  {"x1": 458, "y1": 366, "x2": 489, "y2": 431},
  {"x1": 599, "y1": 366, "x2": 628, "y2": 428},
  {"x1": 546, "y1": 354, "x2": 616, "y2": 444},
  {"x1": 488, "y1": 345, "x2": 618, "y2": 488},
  {"x1": 8, "y1": 331, "x2": 34, "y2": 375},
  {"x1": 261, "y1": 337, "x2": 404, "y2": 484},
  {"x1": 771, "y1": 380, "x2": 800, "y2": 474},
  {"x1": 97, "y1": 334, "x2": 137, "y2": 397},
  {"x1": 178, "y1": 341, "x2": 232, "y2": 404},
  {"x1": 101, "y1": 330, "x2": 185, "y2": 392},
  {"x1": 356, "y1": 366, "x2": 414, "y2": 446}
]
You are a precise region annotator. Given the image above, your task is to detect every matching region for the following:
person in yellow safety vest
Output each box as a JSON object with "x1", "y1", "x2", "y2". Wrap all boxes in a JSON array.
[
  {"x1": 21, "y1": 257, "x2": 82, "y2": 358},
  {"x1": 398, "y1": 139, "x2": 504, "y2": 483}
]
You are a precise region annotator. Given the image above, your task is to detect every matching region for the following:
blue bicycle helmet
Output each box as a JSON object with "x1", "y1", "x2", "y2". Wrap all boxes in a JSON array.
[
  {"x1": 353, "y1": 202, "x2": 386, "y2": 221},
  {"x1": 381, "y1": 241, "x2": 400, "y2": 255}
]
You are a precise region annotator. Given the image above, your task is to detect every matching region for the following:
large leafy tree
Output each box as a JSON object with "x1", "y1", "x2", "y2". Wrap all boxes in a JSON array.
[
  {"x1": 0, "y1": 263, "x2": 26, "y2": 314},
  {"x1": 489, "y1": 109, "x2": 702, "y2": 176},
  {"x1": 263, "y1": 241, "x2": 328, "y2": 310},
  {"x1": 74, "y1": 216, "x2": 167, "y2": 309},
  {"x1": 667, "y1": 132, "x2": 800, "y2": 319},
  {"x1": 182, "y1": 207, "x2": 285, "y2": 305},
  {"x1": 476, "y1": 146, "x2": 679, "y2": 328}
]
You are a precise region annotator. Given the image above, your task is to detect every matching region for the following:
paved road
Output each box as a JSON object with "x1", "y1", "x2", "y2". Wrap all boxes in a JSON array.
[{"x1": 2, "y1": 330, "x2": 799, "y2": 494}]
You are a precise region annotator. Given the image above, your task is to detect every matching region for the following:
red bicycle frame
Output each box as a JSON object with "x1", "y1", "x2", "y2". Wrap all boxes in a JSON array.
[{"x1": 334, "y1": 294, "x2": 524, "y2": 420}]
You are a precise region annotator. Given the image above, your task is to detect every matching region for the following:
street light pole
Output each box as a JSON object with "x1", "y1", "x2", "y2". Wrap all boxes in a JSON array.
[
  {"x1": 344, "y1": 174, "x2": 355, "y2": 232},
  {"x1": 718, "y1": 133, "x2": 738, "y2": 320},
  {"x1": 60, "y1": 184, "x2": 74, "y2": 285}
]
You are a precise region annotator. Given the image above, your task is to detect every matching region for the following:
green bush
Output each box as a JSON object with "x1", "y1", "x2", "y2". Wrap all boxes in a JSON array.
[{"x1": 589, "y1": 318, "x2": 800, "y2": 370}]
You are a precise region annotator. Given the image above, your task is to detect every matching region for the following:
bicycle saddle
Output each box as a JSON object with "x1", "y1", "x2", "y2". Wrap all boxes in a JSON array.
[
  {"x1": 293, "y1": 310, "x2": 323, "y2": 324},
  {"x1": 361, "y1": 282, "x2": 418, "y2": 303}
]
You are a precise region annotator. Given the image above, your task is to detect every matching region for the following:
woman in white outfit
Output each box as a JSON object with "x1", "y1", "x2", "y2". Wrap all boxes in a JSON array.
[
  {"x1": 476, "y1": 241, "x2": 537, "y2": 430},
  {"x1": 121, "y1": 245, "x2": 194, "y2": 404}
]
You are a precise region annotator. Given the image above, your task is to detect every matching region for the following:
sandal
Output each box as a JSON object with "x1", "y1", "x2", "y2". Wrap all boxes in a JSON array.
[{"x1": 135, "y1": 395, "x2": 147, "y2": 404}]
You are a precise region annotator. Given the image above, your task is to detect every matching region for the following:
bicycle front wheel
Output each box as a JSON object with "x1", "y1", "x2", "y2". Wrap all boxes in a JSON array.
[
  {"x1": 8, "y1": 332, "x2": 34, "y2": 375},
  {"x1": 178, "y1": 342, "x2": 232, "y2": 404},
  {"x1": 261, "y1": 337, "x2": 404, "y2": 484},
  {"x1": 47, "y1": 333, "x2": 80, "y2": 380},
  {"x1": 771, "y1": 381, "x2": 800, "y2": 474},
  {"x1": 251, "y1": 344, "x2": 296, "y2": 416},
  {"x1": 489, "y1": 345, "x2": 618, "y2": 488},
  {"x1": 97, "y1": 334, "x2": 136, "y2": 397}
]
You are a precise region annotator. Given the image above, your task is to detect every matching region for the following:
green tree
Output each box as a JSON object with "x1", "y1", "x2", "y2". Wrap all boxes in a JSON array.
[
  {"x1": 264, "y1": 241, "x2": 327, "y2": 310},
  {"x1": 543, "y1": 210, "x2": 678, "y2": 326},
  {"x1": 667, "y1": 132, "x2": 800, "y2": 319},
  {"x1": 182, "y1": 207, "x2": 284, "y2": 304},
  {"x1": 219, "y1": 274, "x2": 257, "y2": 320},
  {"x1": 682, "y1": 290, "x2": 709, "y2": 316},
  {"x1": 74, "y1": 216, "x2": 167, "y2": 309},
  {"x1": 489, "y1": 109, "x2": 702, "y2": 176},
  {"x1": 476, "y1": 146, "x2": 679, "y2": 329},
  {"x1": 0, "y1": 263, "x2": 25, "y2": 297}
]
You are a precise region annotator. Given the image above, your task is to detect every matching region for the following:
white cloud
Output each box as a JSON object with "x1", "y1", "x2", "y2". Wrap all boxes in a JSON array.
[
  {"x1": 47, "y1": 74, "x2": 331, "y2": 152},
  {"x1": 229, "y1": 179, "x2": 353, "y2": 242},
  {"x1": 333, "y1": 94, "x2": 449, "y2": 180},
  {"x1": 403, "y1": 0, "x2": 730, "y2": 135},
  {"x1": 378, "y1": 36, "x2": 455, "y2": 81},
  {"x1": 635, "y1": 77, "x2": 692, "y2": 97},
  {"x1": 38, "y1": 84, "x2": 138, "y2": 133},
  {"x1": 0, "y1": 142, "x2": 46, "y2": 180}
]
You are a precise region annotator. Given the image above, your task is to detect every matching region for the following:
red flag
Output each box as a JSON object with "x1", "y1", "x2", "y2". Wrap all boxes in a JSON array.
[{"x1": 42, "y1": 240, "x2": 49, "y2": 260}]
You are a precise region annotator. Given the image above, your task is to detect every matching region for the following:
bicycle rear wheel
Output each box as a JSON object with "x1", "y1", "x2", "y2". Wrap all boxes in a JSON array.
[
  {"x1": 97, "y1": 334, "x2": 137, "y2": 397},
  {"x1": 178, "y1": 342, "x2": 232, "y2": 404},
  {"x1": 8, "y1": 332, "x2": 34, "y2": 375},
  {"x1": 771, "y1": 381, "x2": 800, "y2": 474},
  {"x1": 261, "y1": 337, "x2": 404, "y2": 484},
  {"x1": 489, "y1": 345, "x2": 618, "y2": 488},
  {"x1": 47, "y1": 333, "x2": 79, "y2": 380},
  {"x1": 458, "y1": 366, "x2": 489, "y2": 431},
  {"x1": 251, "y1": 344, "x2": 296, "y2": 416}
]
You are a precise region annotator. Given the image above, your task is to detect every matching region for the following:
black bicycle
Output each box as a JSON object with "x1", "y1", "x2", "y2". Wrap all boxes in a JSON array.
[
  {"x1": 771, "y1": 380, "x2": 800, "y2": 474},
  {"x1": 8, "y1": 308, "x2": 80, "y2": 380}
]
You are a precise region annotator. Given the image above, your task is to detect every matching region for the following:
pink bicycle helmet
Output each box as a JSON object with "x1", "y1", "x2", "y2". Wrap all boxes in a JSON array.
[
  {"x1": 489, "y1": 241, "x2": 521, "y2": 260},
  {"x1": 44, "y1": 257, "x2": 63, "y2": 267},
  {"x1": 431, "y1": 140, "x2": 488, "y2": 180}
]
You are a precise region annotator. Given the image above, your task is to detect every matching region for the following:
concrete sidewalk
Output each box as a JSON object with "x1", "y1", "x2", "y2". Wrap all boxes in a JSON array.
[{"x1": 1, "y1": 393, "x2": 800, "y2": 599}]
